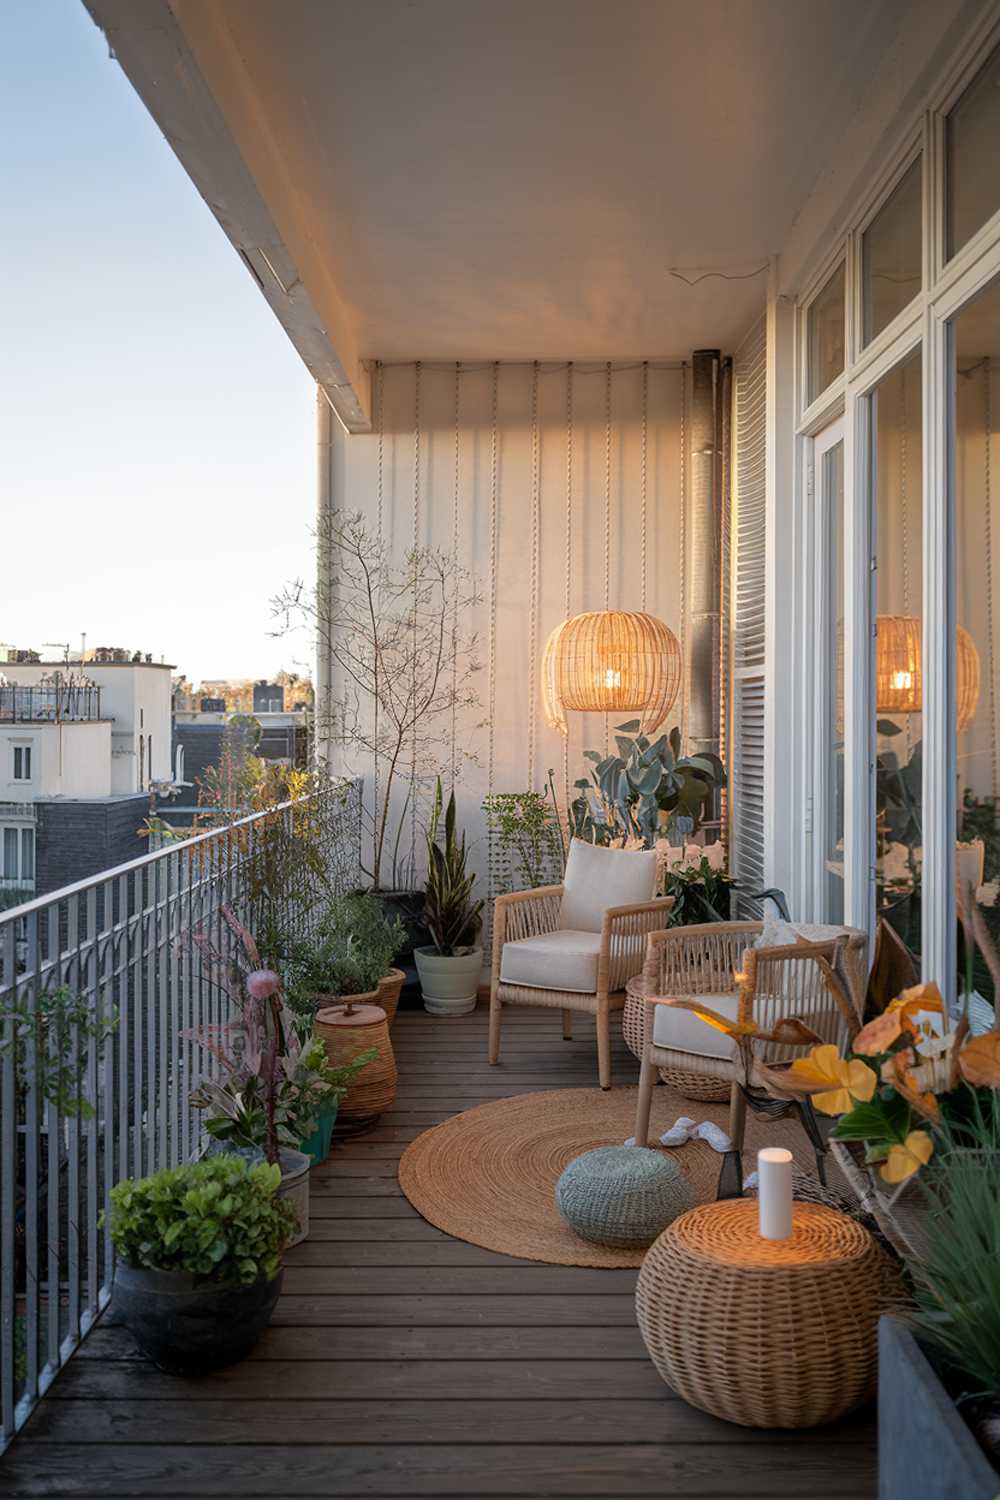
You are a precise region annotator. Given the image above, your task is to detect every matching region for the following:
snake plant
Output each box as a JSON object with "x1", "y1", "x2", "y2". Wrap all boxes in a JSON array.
[{"x1": 423, "y1": 779, "x2": 484, "y2": 955}]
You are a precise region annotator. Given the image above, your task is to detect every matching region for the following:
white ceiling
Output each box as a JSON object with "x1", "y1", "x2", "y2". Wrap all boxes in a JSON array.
[{"x1": 168, "y1": 0, "x2": 901, "y2": 363}]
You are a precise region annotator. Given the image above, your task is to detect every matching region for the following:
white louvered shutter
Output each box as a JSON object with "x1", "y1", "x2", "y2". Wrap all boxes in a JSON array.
[{"x1": 730, "y1": 315, "x2": 767, "y2": 915}]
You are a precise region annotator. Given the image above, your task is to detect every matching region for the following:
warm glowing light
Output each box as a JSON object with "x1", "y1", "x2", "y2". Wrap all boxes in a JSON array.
[
  {"x1": 541, "y1": 611, "x2": 682, "y2": 737},
  {"x1": 890, "y1": 670, "x2": 913, "y2": 692},
  {"x1": 875, "y1": 615, "x2": 980, "y2": 734}
]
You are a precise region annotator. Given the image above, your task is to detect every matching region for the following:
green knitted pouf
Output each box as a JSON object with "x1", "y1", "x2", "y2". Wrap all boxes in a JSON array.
[{"x1": 555, "y1": 1145, "x2": 693, "y2": 1249}]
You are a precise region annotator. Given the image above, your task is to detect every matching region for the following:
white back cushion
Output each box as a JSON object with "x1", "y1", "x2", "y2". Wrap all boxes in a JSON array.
[{"x1": 559, "y1": 839, "x2": 658, "y2": 933}]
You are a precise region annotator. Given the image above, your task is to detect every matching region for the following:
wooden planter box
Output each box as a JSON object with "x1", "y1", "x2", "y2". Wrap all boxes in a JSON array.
[{"x1": 879, "y1": 1317, "x2": 998, "y2": 1500}]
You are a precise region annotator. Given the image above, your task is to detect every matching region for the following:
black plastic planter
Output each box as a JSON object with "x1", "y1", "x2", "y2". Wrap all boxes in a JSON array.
[
  {"x1": 112, "y1": 1262, "x2": 283, "y2": 1375},
  {"x1": 879, "y1": 1317, "x2": 998, "y2": 1499}
]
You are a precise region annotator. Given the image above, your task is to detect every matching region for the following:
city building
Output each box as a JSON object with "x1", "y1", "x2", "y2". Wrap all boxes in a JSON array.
[{"x1": 0, "y1": 650, "x2": 173, "y2": 899}]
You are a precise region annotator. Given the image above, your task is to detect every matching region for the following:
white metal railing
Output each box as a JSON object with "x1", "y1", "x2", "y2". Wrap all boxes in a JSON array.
[{"x1": 0, "y1": 777, "x2": 362, "y2": 1451}]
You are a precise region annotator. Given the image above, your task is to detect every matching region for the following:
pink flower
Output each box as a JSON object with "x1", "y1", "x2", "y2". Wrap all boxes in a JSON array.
[{"x1": 246, "y1": 969, "x2": 281, "y2": 1001}]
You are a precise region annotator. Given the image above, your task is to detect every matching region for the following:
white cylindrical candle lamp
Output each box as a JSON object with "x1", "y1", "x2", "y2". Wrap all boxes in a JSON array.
[{"x1": 757, "y1": 1147, "x2": 793, "y2": 1241}]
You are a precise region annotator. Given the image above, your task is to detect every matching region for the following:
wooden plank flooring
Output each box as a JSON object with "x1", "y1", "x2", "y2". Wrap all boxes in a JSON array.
[{"x1": 1, "y1": 1003, "x2": 876, "y2": 1498}]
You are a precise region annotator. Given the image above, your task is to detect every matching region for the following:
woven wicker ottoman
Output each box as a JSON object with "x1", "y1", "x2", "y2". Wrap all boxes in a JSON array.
[
  {"x1": 636, "y1": 1199, "x2": 903, "y2": 1427},
  {"x1": 555, "y1": 1145, "x2": 693, "y2": 1249}
]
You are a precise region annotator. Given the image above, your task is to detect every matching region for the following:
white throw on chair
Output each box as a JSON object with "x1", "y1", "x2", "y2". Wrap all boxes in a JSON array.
[{"x1": 489, "y1": 839, "x2": 672, "y2": 1089}]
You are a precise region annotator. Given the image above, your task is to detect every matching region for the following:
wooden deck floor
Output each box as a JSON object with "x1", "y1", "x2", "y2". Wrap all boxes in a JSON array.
[{"x1": 2, "y1": 1002, "x2": 876, "y2": 1498}]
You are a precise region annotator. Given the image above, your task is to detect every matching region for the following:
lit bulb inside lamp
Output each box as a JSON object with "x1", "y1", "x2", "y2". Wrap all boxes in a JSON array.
[
  {"x1": 603, "y1": 667, "x2": 622, "y2": 690},
  {"x1": 890, "y1": 670, "x2": 913, "y2": 692},
  {"x1": 757, "y1": 1147, "x2": 793, "y2": 1241}
]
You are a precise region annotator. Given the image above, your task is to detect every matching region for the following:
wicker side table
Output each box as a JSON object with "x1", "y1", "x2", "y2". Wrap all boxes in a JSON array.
[{"x1": 636, "y1": 1199, "x2": 903, "y2": 1428}]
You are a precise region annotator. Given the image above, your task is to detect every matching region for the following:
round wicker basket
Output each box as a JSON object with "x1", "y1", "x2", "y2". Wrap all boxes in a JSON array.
[
  {"x1": 636, "y1": 1199, "x2": 903, "y2": 1428},
  {"x1": 314, "y1": 1001, "x2": 397, "y2": 1130},
  {"x1": 376, "y1": 968, "x2": 406, "y2": 1027},
  {"x1": 621, "y1": 993, "x2": 730, "y2": 1102}
]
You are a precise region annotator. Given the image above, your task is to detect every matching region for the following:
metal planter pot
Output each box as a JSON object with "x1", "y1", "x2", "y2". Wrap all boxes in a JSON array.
[
  {"x1": 112, "y1": 1262, "x2": 283, "y2": 1375},
  {"x1": 879, "y1": 1317, "x2": 998, "y2": 1500},
  {"x1": 414, "y1": 945, "x2": 483, "y2": 1016},
  {"x1": 276, "y1": 1148, "x2": 310, "y2": 1246}
]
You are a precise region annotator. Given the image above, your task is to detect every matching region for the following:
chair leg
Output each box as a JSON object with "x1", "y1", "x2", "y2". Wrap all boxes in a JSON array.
[
  {"x1": 596, "y1": 1002, "x2": 612, "y2": 1090},
  {"x1": 562, "y1": 1009, "x2": 573, "y2": 1041},
  {"x1": 634, "y1": 1051, "x2": 656, "y2": 1146},
  {"x1": 488, "y1": 989, "x2": 502, "y2": 1065},
  {"x1": 728, "y1": 1080, "x2": 748, "y2": 1153}
]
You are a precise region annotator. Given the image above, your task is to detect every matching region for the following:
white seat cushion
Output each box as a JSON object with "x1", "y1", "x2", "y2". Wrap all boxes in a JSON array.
[
  {"x1": 651, "y1": 993, "x2": 739, "y2": 1061},
  {"x1": 558, "y1": 839, "x2": 658, "y2": 933},
  {"x1": 500, "y1": 929, "x2": 604, "y2": 993}
]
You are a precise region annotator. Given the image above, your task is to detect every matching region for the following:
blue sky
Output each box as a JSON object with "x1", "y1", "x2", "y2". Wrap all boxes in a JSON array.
[{"x1": 1, "y1": 0, "x2": 316, "y2": 683}]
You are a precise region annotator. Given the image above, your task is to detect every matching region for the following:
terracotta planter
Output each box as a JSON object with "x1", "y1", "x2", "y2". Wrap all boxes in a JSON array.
[
  {"x1": 314, "y1": 1001, "x2": 397, "y2": 1133},
  {"x1": 376, "y1": 968, "x2": 406, "y2": 1026}
]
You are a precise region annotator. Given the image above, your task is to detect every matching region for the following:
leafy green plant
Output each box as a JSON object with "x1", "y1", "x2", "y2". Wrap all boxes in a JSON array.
[
  {"x1": 424, "y1": 778, "x2": 483, "y2": 955},
  {"x1": 1, "y1": 985, "x2": 118, "y2": 1117},
  {"x1": 483, "y1": 777, "x2": 565, "y2": 891},
  {"x1": 105, "y1": 1156, "x2": 298, "y2": 1285},
  {"x1": 193, "y1": 1036, "x2": 375, "y2": 1152},
  {"x1": 910, "y1": 1099, "x2": 1000, "y2": 1407},
  {"x1": 569, "y1": 722, "x2": 725, "y2": 847},
  {"x1": 663, "y1": 854, "x2": 737, "y2": 924},
  {"x1": 285, "y1": 894, "x2": 405, "y2": 1018}
]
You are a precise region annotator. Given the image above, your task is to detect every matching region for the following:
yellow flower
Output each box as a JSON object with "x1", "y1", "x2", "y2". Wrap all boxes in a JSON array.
[
  {"x1": 788, "y1": 1044, "x2": 877, "y2": 1115},
  {"x1": 853, "y1": 982, "x2": 945, "y2": 1056},
  {"x1": 879, "y1": 1130, "x2": 934, "y2": 1185}
]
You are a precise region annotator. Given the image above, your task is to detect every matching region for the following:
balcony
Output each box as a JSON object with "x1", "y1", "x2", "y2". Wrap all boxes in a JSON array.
[{"x1": 0, "y1": 685, "x2": 102, "y2": 725}]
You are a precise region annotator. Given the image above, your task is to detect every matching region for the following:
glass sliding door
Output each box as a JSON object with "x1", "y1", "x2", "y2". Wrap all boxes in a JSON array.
[
  {"x1": 868, "y1": 349, "x2": 924, "y2": 956},
  {"x1": 812, "y1": 419, "x2": 845, "y2": 921},
  {"x1": 949, "y1": 275, "x2": 1000, "y2": 1014}
]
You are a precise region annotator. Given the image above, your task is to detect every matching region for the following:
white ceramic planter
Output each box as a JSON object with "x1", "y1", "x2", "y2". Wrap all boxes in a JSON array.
[{"x1": 414, "y1": 945, "x2": 483, "y2": 1016}]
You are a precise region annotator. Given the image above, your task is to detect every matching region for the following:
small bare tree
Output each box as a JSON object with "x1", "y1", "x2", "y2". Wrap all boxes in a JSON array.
[{"x1": 272, "y1": 510, "x2": 482, "y2": 891}]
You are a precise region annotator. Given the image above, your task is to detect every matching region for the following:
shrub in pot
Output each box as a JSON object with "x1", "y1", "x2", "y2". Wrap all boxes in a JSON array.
[
  {"x1": 107, "y1": 1154, "x2": 298, "y2": 1375},
  {"x1": 185, "y1": 907, "x2": 372, "y2": 1239},
  {"x1": 415, "y1": 780, "x2": 484, "y2": 1016},
  {"x1": 286, "y1": 894, "x2": 406, "y2": 1022}
]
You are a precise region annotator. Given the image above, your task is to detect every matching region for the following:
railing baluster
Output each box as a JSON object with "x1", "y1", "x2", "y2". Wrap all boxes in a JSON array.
[{"x1": 0, "y1": 779, "x2": 360, "y2": 1453}]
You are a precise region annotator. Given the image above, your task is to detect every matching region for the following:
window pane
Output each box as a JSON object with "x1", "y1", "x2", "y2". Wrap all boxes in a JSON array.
[
  {"x1": 947, "y1": 44, "x2": 1000, "y2": 260},
  {"x1": 807, "y1": 264, "x2": 845, "y2": 403},
  {"x1": 13, "y1": 746, "x2": 22, "y2": 779},
  {"x1": 952, "y1": 275, "x2": 1000, "y2": 1013},
  {"x1": 871, "y1": 349, "x2": 923, "y2": 958},
  {"x1": 862, "y1": 158, "x2": 922, "y2": 345},
  {"x1": 823, "y1": 441, "x2": 845, "y2": 922},
  {"x1": 2, "y1": 828, "x2": 16, "y2": 879},
  {"x1": 20, "y1": 829, "x2": 34, "y2": 881}
]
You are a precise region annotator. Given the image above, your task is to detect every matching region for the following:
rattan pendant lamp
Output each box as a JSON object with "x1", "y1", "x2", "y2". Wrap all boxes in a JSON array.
[
  {"x1": 542, "y1": 610, "x2": 682, "y2": 736},
  {"x1": 542, "y1": 363, "x2": 682, "y2": 738},
  {"x1": 876, "y1": 615, "x2": 981, "y2": 733}
]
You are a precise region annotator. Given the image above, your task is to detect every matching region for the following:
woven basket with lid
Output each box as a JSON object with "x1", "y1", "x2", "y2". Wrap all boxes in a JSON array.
[{"x1": 314, "y1": 1001, "x2": 397, "y2": 1130}]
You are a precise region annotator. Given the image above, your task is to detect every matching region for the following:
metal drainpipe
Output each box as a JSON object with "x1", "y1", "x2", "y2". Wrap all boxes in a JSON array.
[
  {"x1": 687, "y1": 349, "x2": 722, "y2": 761},
  {"x1": 315, "y1": 388, "x2": 334, "y2": 773}
]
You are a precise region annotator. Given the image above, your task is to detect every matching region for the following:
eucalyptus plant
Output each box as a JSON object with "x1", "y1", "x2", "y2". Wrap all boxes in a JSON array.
[{"x1": 569, "y1": 721, "x2": 725, "y2": 847}]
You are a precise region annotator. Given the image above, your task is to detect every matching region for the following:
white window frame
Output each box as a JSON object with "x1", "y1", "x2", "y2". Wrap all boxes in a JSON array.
[
  {"x1": 0, "y1": 823, "x2": 35, "y2": 885},
  {"x1": 11, "y1": 740, "x2": 33, "y2": 784},
  {"x1": 791, "y1": 10, "x2": 1000, "y2": 1001}
]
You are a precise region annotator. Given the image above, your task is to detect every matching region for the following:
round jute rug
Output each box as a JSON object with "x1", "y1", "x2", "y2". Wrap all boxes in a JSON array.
[{"x1": 398, "y1": 1086, "x2": 809, "y2": 1268}]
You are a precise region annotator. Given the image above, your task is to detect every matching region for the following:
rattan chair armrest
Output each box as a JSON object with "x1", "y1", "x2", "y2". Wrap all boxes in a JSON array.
[{"x1": 491, "y1": 885, "x2": 564, "y2": 971}]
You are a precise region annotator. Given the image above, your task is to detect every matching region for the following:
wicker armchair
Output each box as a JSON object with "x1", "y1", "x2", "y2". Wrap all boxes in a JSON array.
[
  {"x1": 489, "y1": 878, "x2": 672, "y2": 1090},
  {"x1": 632, "y1": 923, "x2": 865, "y2": 1154},
  {"x1": 623, "y1": 919, "x2": 868, "y2": 1101}
]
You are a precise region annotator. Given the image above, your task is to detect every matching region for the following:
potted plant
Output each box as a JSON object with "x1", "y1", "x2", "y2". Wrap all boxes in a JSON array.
[
  {"x1": 286, "y1": 894, "x2": 406, "y2": 1021},
  {"x1": 185, "y1": 908, "x2": 336, "y2": 1243},
  {"x1": 272, "y1": 511, "x2": 483, "y2": 989},
  {"x1": 569, "y1": 721, "x2": 726, "y2": 849},
  {"x1": 107, "y1": 1154, "x2": 297, "y2": 1374},
  {"x1": 482, "y1": 777, "x2": 565, "y2": 893},
  {"x1": 414, "y1": 779, "x2": 484, "y2": 1016}
]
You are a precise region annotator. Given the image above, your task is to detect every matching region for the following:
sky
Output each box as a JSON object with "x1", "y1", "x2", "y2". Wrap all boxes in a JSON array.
[{"x1": 1, "y1": 0, "x2": 316, "y2": 684}]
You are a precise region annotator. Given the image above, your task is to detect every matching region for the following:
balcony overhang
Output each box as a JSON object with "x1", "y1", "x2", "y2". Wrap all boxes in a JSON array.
[{"x1": 83, "y1": 0, "x2": 961, "y2": 420}]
